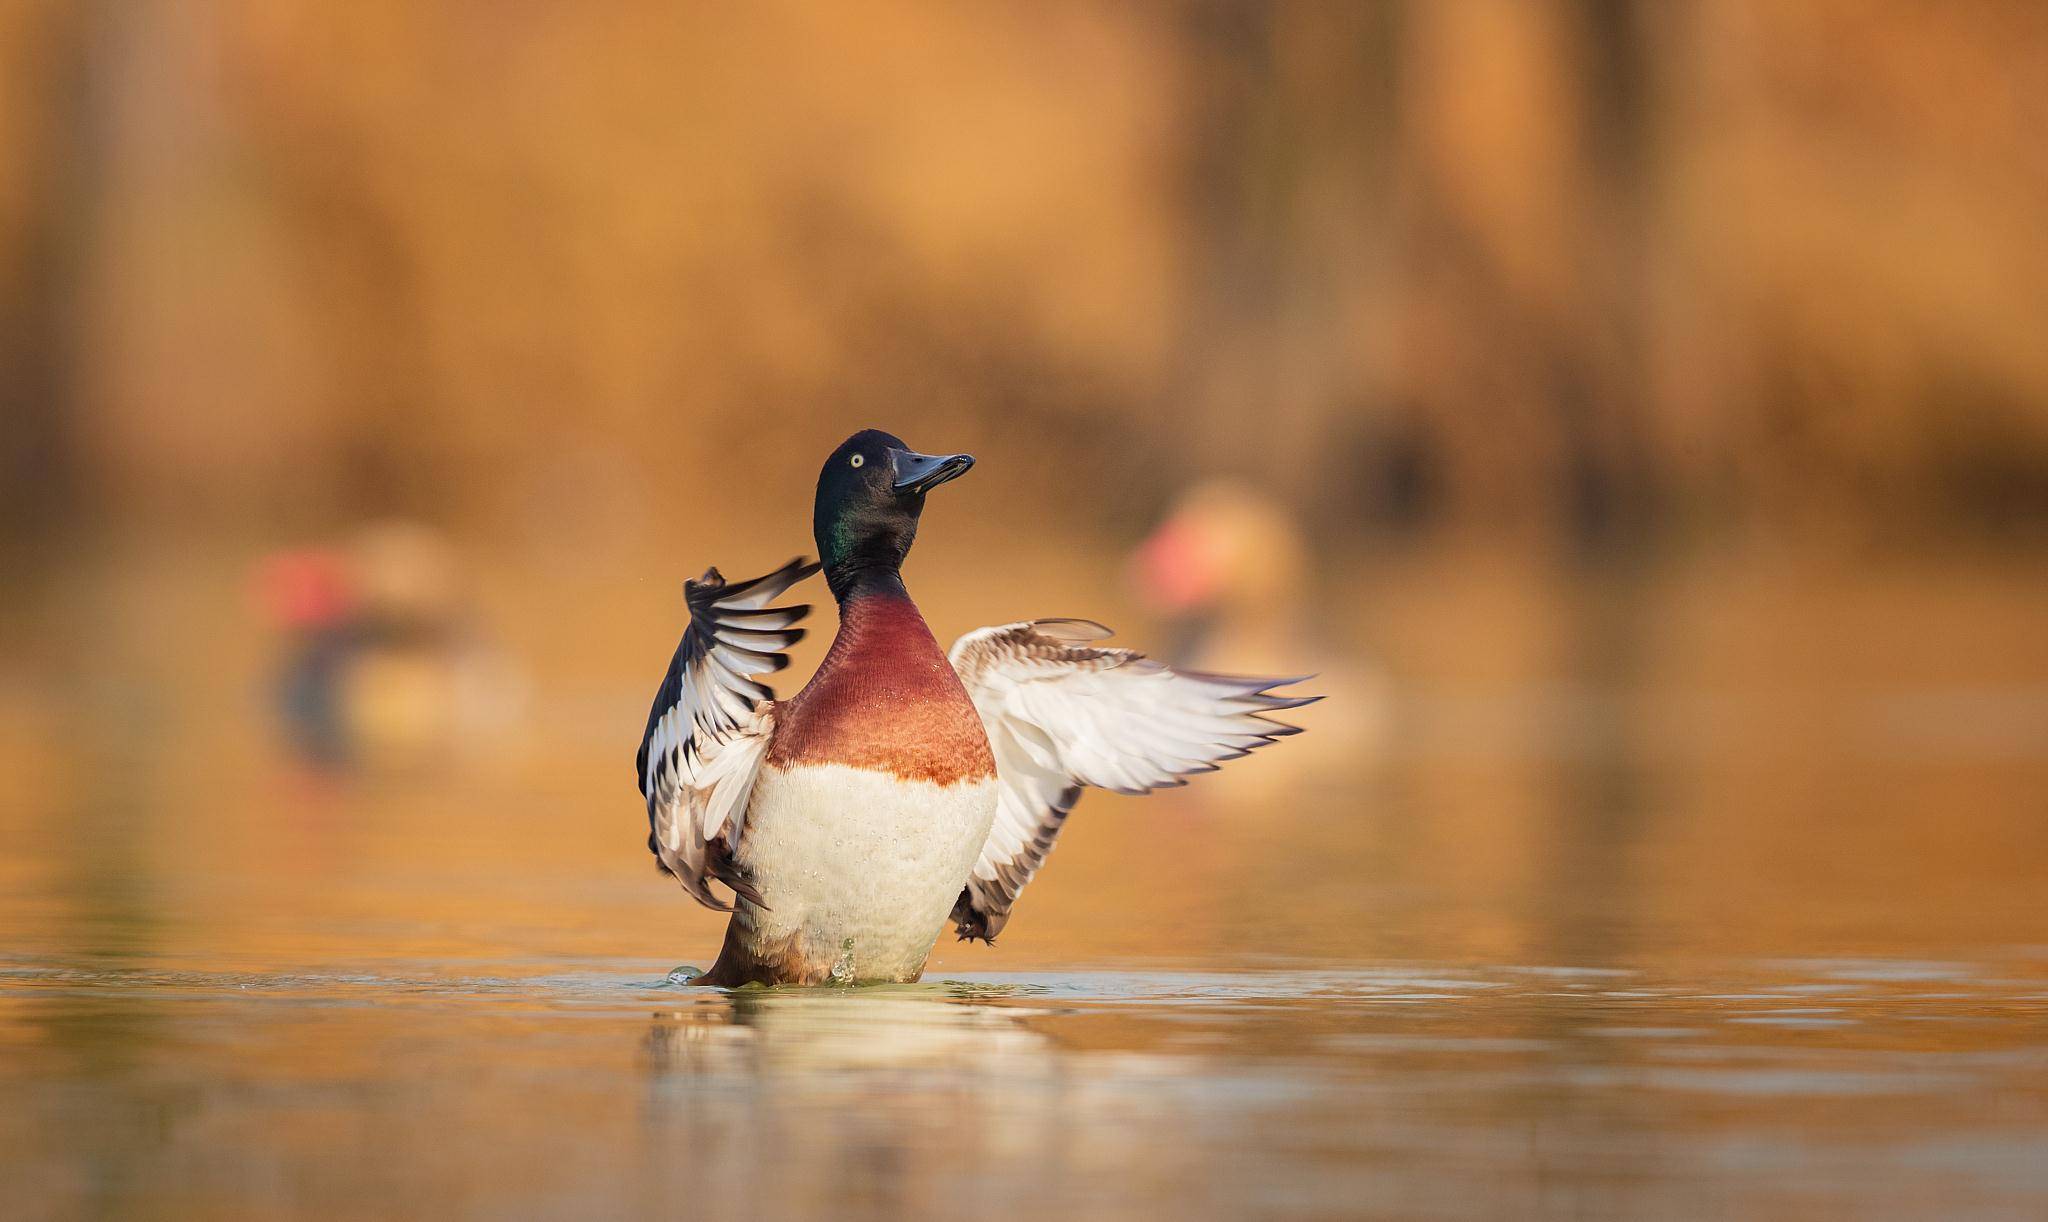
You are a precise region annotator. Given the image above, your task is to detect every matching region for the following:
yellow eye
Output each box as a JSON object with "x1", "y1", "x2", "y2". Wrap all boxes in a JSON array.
[{"x1": 850, "y1": 454, "x2": 865, "y2": 468}]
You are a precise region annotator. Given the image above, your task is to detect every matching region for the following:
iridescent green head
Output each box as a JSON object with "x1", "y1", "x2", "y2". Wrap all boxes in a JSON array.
[{"x1": 812, "y1": 429, "x2": 974, "y2": 599}]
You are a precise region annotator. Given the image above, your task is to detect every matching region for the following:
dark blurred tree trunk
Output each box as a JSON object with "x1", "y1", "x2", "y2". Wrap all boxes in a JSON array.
[
  {"x1": 1164, "y1": 0, "x2": 1667, "y2": 551},
  {"x1": 0, "y1": 2, "x2": 91, "y2": 549},
  {"x1": 1163, "y1": 1, "x2": 1402, "y2": 526},
  {"x1": 1563, "y1": 0, "x2": 1659, "y2": 556},
  {"x1": 1384, "y1": 0, "x2": 1665, "y2": 551}
]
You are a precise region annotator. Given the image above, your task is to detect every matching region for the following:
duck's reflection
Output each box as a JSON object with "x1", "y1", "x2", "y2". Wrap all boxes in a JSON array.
[
  {"x1": 632, "y1": 985, "x2": 1106, "y2": 1216},
  {"x1": 639, "y1": 982, "x2": 1053, "y2": 1077}
]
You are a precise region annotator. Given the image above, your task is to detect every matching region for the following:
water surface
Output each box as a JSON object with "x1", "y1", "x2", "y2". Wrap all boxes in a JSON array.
[{"x1": 4, "y1": 551, "x2": 2046, "y2": 1219}]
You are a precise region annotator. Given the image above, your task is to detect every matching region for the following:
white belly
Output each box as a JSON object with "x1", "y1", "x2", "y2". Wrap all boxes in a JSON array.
[{"x1": 732, "y1": 762, "x2": 998, "y2": 982}]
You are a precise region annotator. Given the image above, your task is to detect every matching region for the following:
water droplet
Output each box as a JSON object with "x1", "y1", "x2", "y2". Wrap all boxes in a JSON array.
[{"x1": 827, "y1": 941, "x2": 857, "y2": 985}]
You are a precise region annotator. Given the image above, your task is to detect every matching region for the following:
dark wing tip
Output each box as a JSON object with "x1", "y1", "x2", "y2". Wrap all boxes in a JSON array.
[
  {"x1": 753, "y1": 555, "x2": 822, "y2": 589},
  {"x1": 689, "y1": 556, "x2": 821, "y2": 613},
  {"x1": 949, "y1": 888, "x2": 1001, "y2": 943}
]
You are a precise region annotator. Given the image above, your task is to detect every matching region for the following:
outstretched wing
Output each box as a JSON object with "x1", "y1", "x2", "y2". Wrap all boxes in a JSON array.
[
  {"x1": 946, "y1": 618, "x2": 1316, "y2": 941},
  {"x1": 636, "y1": 556, "x2": 820, "y2": 910}
]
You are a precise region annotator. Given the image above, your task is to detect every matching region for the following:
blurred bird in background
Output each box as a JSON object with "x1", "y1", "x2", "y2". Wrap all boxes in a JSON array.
[
  {"x1": 1131, "y1": 480, "x2": 1390, "y2": 780},
  {"x1": 255, "y1": 521, "x2": 522, "y2": 773}
]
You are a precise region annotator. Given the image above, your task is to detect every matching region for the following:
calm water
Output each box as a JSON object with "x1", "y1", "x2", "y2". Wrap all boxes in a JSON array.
[
  {"x1": 4, "y1": 547, "x2": 2047, "y2": 1219},
  {"x1": 6, "y1": 958, "x2": 2048, "y2": 1220}
]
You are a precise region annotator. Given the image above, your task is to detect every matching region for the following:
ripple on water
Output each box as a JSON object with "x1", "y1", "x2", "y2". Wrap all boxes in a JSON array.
[{"x1": 6, "y1": 953, "x2": 2048, "y2": 1222}]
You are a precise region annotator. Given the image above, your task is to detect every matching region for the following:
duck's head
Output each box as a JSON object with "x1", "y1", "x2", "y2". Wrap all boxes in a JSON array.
[{"x1": 813, "y1": 429, "x2": 974, "y2": 598}]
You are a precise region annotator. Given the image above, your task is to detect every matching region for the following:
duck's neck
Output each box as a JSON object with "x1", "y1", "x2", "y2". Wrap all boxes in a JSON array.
[
  {"x1": 825, "y1": 566, "x2": 923, "y2": 653},
  {"x1": 825, "y1": 560, "x2": 909, "y2": 605},
  {"x1": 770, "y1": 557, "x2": 995, "y2": 781},
  {"x1": 805, "y1": 564, "x2": 947, "y2": 695}
]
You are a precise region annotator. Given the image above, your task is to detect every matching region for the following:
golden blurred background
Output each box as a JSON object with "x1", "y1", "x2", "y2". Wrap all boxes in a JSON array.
[
  {"x1": 1, "y1": 0, "x2": 2045, "y2": 967},
  {"x1": 3, "y1": 0, "x2": 2045, "y2": 549},
  {"x1": 6, "y1": 6, "x2": 2048, "y2": 1218}
]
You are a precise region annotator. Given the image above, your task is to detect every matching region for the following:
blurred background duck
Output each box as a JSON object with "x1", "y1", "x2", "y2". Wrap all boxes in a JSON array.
[
  {"x1": 256, "y1": 520, "x2": 522, "y2": 773},
  {"x1": 1129, "y1": 480, "x2": 1390, "y2": 781}
]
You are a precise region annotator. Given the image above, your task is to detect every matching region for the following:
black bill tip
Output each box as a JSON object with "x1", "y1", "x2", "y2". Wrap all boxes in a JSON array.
[{"x1": 890, "y1": 449, "x2": 976, "y2": 495}]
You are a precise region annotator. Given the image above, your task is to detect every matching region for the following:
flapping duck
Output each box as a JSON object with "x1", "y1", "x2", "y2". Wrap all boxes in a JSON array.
[{"x1": 635, "y1": 430, "x2": 1316, "y2": 986}]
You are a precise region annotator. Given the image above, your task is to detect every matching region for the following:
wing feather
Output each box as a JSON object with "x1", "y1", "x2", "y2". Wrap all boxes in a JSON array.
[
  {"x1": 635, "y1": 556, "x2": 820, "y2": 910},
  {"x1": 946, "y1": 619, "x2": 1316, "y2": 941}
]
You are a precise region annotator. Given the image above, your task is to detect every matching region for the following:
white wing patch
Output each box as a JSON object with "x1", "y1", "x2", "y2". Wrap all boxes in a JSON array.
[
  {"x1": 947, "y1": 618, "x2": 1316, "y2": 940},
  {"x1": 637, "y1": 557, "x2": 819, "y2": 910}
]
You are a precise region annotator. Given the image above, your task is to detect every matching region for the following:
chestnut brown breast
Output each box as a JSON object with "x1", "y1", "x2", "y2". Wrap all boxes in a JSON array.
[{"x1": 767, "y1": 589, "x2": 997, "y2": 785}]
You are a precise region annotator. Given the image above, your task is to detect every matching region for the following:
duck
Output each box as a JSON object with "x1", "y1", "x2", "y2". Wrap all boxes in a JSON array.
[
  {"x1": 1130, "y1": 479, "x2": 1315, "y2": 675},
  {"x1": 1128, "y1": 479, "x2": 1390, "y2": 780},
  {"x1": 258, "y1": 520, "x2": 520, "y2": 773},
  {"x1": 635, "y1": 429, "x2": 1316, "y2": 986}
]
